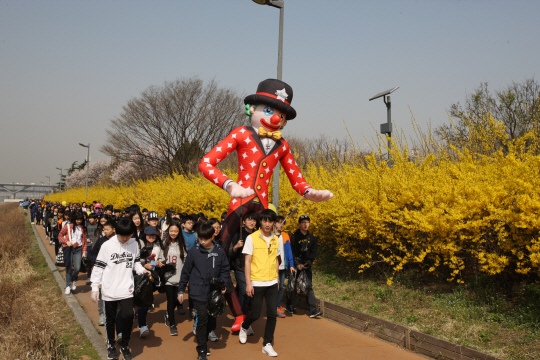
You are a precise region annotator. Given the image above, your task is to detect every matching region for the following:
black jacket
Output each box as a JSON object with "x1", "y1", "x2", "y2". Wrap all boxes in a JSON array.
[
  {"x1": 178, "y1": 242, "x2": 231, "y2": 302},
  {"x1": 228, "y1": 228, "x2": 253, "y2": 271},
  {"x1": 88, "y1": 236, "x2": 110, "y2": 263},
  {"x1": 290, "y1": 229, "x2": 318, "y2": 268}
]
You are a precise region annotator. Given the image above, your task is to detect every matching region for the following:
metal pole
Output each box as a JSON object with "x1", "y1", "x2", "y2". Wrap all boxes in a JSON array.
[
  {"x1": 85, "y1": 144, "x2": 90, "y2": 197},
  {"x1": 272, "y1": 3, "x2": 284, "y2": 213},
  {"x1": 387, "y1": 95, "x2": 391, "y2": 160}
]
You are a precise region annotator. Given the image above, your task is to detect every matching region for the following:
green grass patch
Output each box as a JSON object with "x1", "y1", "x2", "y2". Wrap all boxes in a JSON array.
[{"x1": 310, "y1": 256, "x2": 540, "y2": 360}]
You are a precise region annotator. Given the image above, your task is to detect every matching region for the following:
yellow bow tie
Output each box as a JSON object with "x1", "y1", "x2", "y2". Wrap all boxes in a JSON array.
[{"x1": 258, "y1": 127, "x2": 282, "y2": 141}]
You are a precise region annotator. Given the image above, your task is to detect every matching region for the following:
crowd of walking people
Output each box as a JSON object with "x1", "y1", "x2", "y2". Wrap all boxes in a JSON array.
[{"x1": 23, "y1": 199, "x2": 322, "y2": 360}]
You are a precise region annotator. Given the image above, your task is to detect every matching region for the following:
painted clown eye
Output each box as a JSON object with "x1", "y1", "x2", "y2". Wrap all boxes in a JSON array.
[{"x1": 263, "y1": 106, "x2": 274, "y2": 116}]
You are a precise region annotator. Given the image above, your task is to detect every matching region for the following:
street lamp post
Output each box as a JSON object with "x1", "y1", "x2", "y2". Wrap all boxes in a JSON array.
[
  {"x1": 252, "y1": 0, "x2": 285, "y2": 213},
  {"x1": 55, "y1": 167, "x2": 63, "y2": 193},
  {"x1": 79, "y1": 143, "x2": 90, "y2": 197},
  {"x1": 45, "y1": 176, "x2": 50, "y2": 186},
  {"x1": 369, "y1": 86, "x2": 400, "y2": 162}
]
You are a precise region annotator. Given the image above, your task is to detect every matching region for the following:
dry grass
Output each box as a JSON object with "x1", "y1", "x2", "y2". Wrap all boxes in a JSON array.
[{"x1": 0, "y1": 204, "x2": 99, "y2": 360}]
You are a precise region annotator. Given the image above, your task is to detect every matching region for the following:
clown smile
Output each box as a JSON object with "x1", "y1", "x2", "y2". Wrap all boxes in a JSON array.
[{"x1": 260, "y1": 118, "x2": 281, "y2": 131}]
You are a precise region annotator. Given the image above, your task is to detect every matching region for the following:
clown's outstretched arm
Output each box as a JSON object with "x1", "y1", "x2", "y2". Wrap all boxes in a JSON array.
[
  {"x1": 279, "y1": 144, "x2": 333, "y2": 202},
  {"x1": 198, "y1": 128, "x2": 255, "y2": 199}
]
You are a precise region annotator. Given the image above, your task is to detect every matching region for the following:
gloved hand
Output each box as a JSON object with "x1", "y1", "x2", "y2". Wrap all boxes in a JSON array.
[
  {"x1": 226, "y1": 182, "x2": 255, "y2": 199},
  {"x1": 304, "y1": 189, "x2": 334, "y2": 202},
  {"x1": 91, "y1": 291, "x2": 99, "y2": 303}
]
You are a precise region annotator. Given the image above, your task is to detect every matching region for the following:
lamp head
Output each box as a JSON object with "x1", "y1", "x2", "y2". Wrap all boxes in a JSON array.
[{"x1": 252, "y1": 0, "x2": 283, "y2": 8}]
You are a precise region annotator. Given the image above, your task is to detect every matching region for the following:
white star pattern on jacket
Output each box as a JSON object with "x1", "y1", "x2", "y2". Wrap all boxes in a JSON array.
[{"x1": 198, "y1": 126, "x2": 312, "y2": 209}]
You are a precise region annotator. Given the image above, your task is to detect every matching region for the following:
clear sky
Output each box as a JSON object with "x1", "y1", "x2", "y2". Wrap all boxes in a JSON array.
[{"x1": 1, "y1": 0, "x2": 538, "y2": 184}]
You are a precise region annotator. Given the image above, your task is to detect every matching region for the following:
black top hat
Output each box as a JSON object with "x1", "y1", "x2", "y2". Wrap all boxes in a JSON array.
[{"x1": 244, "y1": 79, "x2": 297, "y2": 120}]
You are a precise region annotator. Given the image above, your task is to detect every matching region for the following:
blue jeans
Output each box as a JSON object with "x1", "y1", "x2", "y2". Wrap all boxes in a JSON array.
[
  {"x1": 234, "y1": 270, "x2": 251, "y2": 315},
  {"x1": 138, "y1": 307, "x2": 148, "y2": 328},
  {"x1": 64, "y1": 246, "x2": 82, "y2": 287},
  {"x1": 277, "y1": 269, "x2": 286, "y2": 308},
  {"x1": 30, "y1": 211, "x2": 36, "y2": 222}
]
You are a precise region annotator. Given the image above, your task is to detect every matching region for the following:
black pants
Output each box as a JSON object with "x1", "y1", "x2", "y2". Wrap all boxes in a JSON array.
[
  {"x1": 165, "y1": 285, "x2": 180, "y2": 325},
  {"x1": 193, "y1": 300, "x2": 217, "y2": 354},
  {"x1": 286, "y1": 267, "x2": 317, "y2": 312},
  {"x1": 105, "y1": 297, "x2": 134, "y2": 349},
  {"x1": 242, "y1": 283, "x2": 278, "y2": 345}
]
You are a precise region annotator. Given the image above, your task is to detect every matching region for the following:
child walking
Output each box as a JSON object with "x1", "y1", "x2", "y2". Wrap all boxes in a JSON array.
[
  {"x1": 178, "y1": 223, "x2": 230, "y2": 360},
  {"x1": 274, "y1": 215, "x2": 295, "y2": 318},
  {"x1": 88, "y1": 220, "x2": 116, "y2": 327},
  {"x1": 137, "y1": 226, "x2": 164, "y2": 338},
  {"x1": 239, "y1": 209, "x2": 281, "y2": 357},
  {"x1": 58, "y1": 210, "x2": 88, "y2": 295},
  {"x1": 90, "y1": 218, "x2": 149, "y2": 360},
  {"x1": 162, "y1": 220, "x2": 187, "y2": 336}
]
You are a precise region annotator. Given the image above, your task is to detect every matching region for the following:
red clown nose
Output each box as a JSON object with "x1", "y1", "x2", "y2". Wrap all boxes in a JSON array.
[{"x1": 270, "y1": 114, "x2": 281, "y2": 125}]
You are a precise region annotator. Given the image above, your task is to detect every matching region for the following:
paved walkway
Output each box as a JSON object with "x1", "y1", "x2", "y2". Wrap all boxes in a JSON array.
[{"x1": 35, "y1": 226, "x2": 424, "y2": 360}]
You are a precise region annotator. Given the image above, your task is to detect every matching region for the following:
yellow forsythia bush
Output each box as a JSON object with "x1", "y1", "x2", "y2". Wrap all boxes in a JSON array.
[{"x1": 47, "y1": 115, "x2": 540, "y2": 284}]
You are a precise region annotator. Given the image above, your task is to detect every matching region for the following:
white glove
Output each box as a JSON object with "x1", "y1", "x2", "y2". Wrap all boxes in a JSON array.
[
  {"x1": 91, "y1": 291, "x2": 99, "y2": 303},
  {"x1": 304, "y1": 189, "x2": 334, "y2": 202},
  {"x1": 226, "y1": 182, "x2": 255, "y2": 199}
]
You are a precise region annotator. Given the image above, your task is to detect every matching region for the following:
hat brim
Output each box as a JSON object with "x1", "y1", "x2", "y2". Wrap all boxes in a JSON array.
[{"x1": 244, "y1": 94, "x2": 296, "y2": 120}]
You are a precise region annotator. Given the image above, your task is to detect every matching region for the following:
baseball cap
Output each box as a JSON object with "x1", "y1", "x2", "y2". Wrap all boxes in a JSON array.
[
  {"x1": 147, "y1": 211, "x2": 159, "y2": 220},
  {"x1": 298, "y1": 215, "x2": 310, "y2": 223},
  {"x1": 144, "y1": 226, "x2": 158, "y2": 235}
]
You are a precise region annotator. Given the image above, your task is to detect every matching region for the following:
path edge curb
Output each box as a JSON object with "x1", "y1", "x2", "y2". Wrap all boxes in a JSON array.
[{"x1": 30, "y1": 221, "x2": 108, "y2": 360}]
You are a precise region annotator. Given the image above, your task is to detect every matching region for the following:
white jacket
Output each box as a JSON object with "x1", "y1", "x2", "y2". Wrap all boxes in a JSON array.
[{"x1": 90, "y1": 236, "x2": 145, "y2": 301}]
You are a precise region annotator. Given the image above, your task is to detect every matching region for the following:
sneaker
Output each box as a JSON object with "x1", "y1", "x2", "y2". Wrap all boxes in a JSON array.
[
  {"x1": 208, "y1": 330, "x2": 218, "y2": 342},
  {"x1": 239, "y1": 323, "x2": 248, "y2": 344},
  {"x1": 140, "y1": 325, "x2": 149, "y2": 338},
  {"x1": 31, "y1": 222, "x2": 34, "y2": 224},
  {"x1": 107, "y1": 347, "x2": 118, "y2": 360},
  {"x1": 176, "y1": 306, "x2": 185, "y2": 315},
  {"x1": 285, "y1": 305, "x2": 296, "y2": 314},
  {"x1": 71, "y1": 282, "x2": 77, "y2": 291},
  {"x1": 98, "y1": 314, "x2": 105, "y2": 326},
  {"x1": 207, "y1": 349, "x2": 211, "y2": 356},
  {"x1": 310, "y1": 309, "x2": 323, "y2": 318},
  {"x1": 116, "y1": 333, "x2": 122, "y2": 344},
  {"x1": 198, "y1": 352, "x2": 208, "y2": 360},
  {"x1": 49, "y1": 240, "x2": 53, "y2": 245},
  {"x1": 164, "y1": 313, "x2": 170, "y2": 327},
  {"x1": 65, "y1": 287, "x2": 71, "y2": 295},
  {"x1": 192, "y1": 321, "x2": 197, "y2": 335},
  {"x1": 277, "y1": 307, "x2": 286, "y2": 318},
  {"x1": 262, "y1": 343, "x2": 278, "y2": 357},
  {"x1": 150, "y1": 303, "x2": 155, "y2": 311},
  {"x1": 120, "y1": 346, "x2": 133, "y2": 360},
  {"x1": 170, "y1": 324, "x2": 178, "y2": 336}
]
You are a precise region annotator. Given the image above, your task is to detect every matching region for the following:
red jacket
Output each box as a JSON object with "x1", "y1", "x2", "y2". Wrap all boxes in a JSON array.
[
  {"x1": 58, "y1": 223, "x2": 88, "y2": 253},
  {"x1": 199, "y1": 126, "x2": 311, "y2": 212}
]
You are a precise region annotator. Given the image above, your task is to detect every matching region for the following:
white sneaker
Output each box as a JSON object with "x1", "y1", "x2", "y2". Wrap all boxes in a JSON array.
[
  {"x1": 239, "y1": 323, "x2": 248, "y2": 344},
  {"x1": 247, "y1": 326, "x2": 254, "y2": 336},
  {"x1": 262, "y1": 343, "x2": 278, "y2": 357},
  {"x1": 140, "y1": 325, "x2": 149, "y2": 338},
  {"x1": 208, "y1": 330, "x2": 218, "y2": 342},
  {"x1": 49, "y1": 241, "x2": 53, "y2": 245},
  {"x1": 65, "y1": 287, "x2": 71, "y2": 295},
  {"x1": 71, "y1": 282, "x2": 77, "y2": 291}
]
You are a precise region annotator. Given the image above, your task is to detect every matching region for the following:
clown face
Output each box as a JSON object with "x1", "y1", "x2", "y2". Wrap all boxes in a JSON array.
[{"x1": 249, "y1": 104, "x2": 286, "y2": 131}]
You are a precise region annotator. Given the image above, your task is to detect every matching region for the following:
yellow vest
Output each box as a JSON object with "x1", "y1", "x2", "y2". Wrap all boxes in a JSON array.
[{"x1": 250, "y1": 229, "x2": 279, "y2": 282}]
